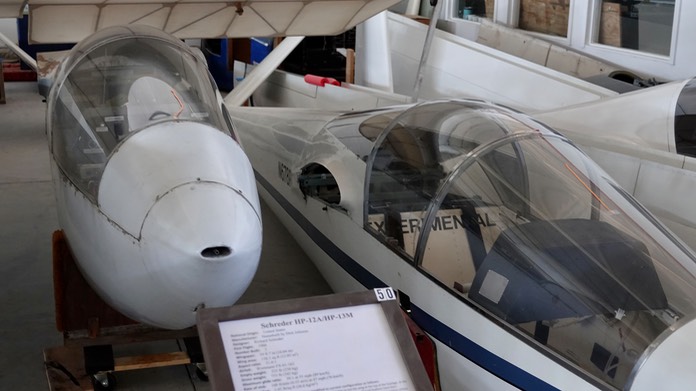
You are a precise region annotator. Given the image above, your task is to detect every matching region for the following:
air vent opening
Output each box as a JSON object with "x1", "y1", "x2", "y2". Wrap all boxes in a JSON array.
[{"x1": 201, "y1": 246, "x2": 232, "y2": 258}]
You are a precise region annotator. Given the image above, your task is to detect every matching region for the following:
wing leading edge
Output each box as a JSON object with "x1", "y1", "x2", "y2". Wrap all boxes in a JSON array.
[{"x1": 0, "y1": 0, "x2": 400, "y2": 43}]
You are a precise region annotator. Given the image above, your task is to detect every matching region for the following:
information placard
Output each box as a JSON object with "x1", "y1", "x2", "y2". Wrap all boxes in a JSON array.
[{"x1": 197, "y1": 289, "x2": 432, "y2": 391}]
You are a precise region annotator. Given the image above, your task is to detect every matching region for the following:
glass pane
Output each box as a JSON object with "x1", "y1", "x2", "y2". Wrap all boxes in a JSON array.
[
  {"x1": 50, "y1": 28, "x2": 226, "y2": 199},
  {"x1": 51, "y1": 86, "x2": 108, "y2": 197},
  {"x1": 326, "y1": 108, "x2": 404, "y2": 160},
  {"x1": 519, "y1": 0, "x2": 570, "y2": 38},
  {"x1": 455, "y1": 0, "x2": 495, "y2": 19},
  {"x1": 364, "y1": 101, "x2": 533, "y2": 256},
  {"x1": 366, "y1": 114, "x2": 439, "y2": 256},
  {"x1": 596, "y1": 0, "x2": 675, "y2": 56}
]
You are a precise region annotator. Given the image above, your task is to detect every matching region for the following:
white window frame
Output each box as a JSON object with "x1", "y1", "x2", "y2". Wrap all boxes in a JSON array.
[
  {"x1": 448, "y1": 0, "x2": 498, "y2": 22},
  {"x1": 504, "y1": 0, "x2": 574, "y2": 44},
  {"x1": 585, "y1": 0, "x2": 681, "y2": 63}
]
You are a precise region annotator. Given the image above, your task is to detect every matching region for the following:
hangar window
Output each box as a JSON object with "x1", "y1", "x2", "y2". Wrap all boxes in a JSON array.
[
  {"x1": 299, "y1": 164, "x2": 341, "y2": 205},
  {"x1": 593, "y1": 0, "x2": 676, "y2": 56},
  {"x1": 518, "y1": 0, "x2": 570, "y2": 38},
  {"x1": 455, "y1": 0, "x2": 494, "y2": 19}
]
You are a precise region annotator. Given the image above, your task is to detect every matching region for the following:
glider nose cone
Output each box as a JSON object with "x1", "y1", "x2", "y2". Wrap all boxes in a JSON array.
[
  {"x1": 628, "y1": 317, "x2": 696, "y2": 390},
  {"x1": 140, "y1": 181, "x2": 262, "y2": 329}
]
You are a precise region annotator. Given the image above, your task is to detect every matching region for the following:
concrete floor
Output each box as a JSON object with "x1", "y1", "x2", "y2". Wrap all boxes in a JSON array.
[{"x1": 0, "y1": 81, "x2": 331, "y2": 390}]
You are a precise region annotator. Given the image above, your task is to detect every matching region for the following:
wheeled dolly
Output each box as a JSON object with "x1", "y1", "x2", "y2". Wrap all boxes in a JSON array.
[{"x1": 44, "y1": 230, "x2": 206, "y2": 390}]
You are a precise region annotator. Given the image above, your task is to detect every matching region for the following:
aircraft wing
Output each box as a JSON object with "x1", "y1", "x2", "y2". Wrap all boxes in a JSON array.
[{"x1": 0, "y1": 0, "x2": 400, "y2": 43}]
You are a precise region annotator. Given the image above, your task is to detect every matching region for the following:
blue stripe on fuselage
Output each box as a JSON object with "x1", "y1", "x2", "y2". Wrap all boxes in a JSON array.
[{"x1": 255, "y1": 171, "x2": 560, "y2": 391}]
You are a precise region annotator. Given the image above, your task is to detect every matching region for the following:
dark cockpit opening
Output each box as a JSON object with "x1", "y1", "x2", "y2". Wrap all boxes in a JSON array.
[
  {"x1": 299, "y1": 163, "x2": 341, "y2": 205},
  {"x1": 675, "y1": 78, "x2": 696, "y2": 157}
]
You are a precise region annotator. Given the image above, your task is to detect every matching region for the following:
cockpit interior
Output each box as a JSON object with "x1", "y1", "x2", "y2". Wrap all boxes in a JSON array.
[{"x1": 48, "y1": 28, "x2": 228, "y2": 199}]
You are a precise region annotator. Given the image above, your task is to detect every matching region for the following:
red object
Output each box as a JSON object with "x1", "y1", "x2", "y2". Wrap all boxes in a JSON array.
[
  {"x1": 304, "y1": 74, "x2": 340, "y2": 87},
  {"x1": 403, "y1": 310, "x2": 441, "y2": 390},
  {"x1": 2, "y1": 62, "x2": 37, "y2": 82}
]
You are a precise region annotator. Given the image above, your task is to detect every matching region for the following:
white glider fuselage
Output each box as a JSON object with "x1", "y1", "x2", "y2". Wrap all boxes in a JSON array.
[
  {"x1": 230, "y1": 101, "x2": 696, "y2": 391},
  {"x1": 47, "y1": 26, "x2": 262, "y2": 329}
]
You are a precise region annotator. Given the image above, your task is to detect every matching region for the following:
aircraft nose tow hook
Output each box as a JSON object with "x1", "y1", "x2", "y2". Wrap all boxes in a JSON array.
[{"x1": 201, "y1": 246, "x2": 232, "y2": 258}]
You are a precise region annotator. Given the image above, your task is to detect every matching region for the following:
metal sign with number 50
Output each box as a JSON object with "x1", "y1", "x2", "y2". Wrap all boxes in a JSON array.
[{"x1": 375, "y1": 287, "x2": 396, "y2": 301}]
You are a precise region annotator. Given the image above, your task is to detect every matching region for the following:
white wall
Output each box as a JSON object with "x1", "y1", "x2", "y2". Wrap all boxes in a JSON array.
[
  {"x1": 439, "y1": 0, "x2": 696, "y2": 81},
  {"x1": 0, "y1": 19, "x2": 18, "y2": 46}
]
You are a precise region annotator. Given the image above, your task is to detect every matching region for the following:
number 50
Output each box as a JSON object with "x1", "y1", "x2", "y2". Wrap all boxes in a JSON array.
[{"x1": 375, "y1": 287, "x2": 396, "y2": 301}]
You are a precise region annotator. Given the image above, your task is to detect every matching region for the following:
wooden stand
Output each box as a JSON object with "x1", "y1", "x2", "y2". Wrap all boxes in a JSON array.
[
  {"x1": 44, "y1": 231, "x2": 203, "y2": 390},
  {"x1": 345, "y1": 49, "x2": 355, "y2": 84}
]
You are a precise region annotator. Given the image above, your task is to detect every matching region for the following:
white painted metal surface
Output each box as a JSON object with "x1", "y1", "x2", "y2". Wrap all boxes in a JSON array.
[
  {"x1": 0, "y1": 0, "x2": 400, "y2": 43},
  {"x1": 536, "y1": 80, "x2": 688, "y2": 153},
  {"x1": 56, "y1": 154, "x2": 262, "y2": 329},
  {"x1": 355, "y1": 12, "x2": 395, "y2": 93},
  {"x1": 251, "y1": 69, "x2": 410, "y2": 110},
  {"x1": 627, "y1": 318, "x2": 696, "y2": 391},
  {"x1": 98, "y1": 122, "x2": 259, "y2": 239}
]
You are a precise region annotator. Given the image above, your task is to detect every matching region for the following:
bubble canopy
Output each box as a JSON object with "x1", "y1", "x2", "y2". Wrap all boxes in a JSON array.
[
  {"x1": 328, "y1": 100, "x2": 696, "y2": 388},
  {"x1": 48, "y1": 25, "x2": 228, "y2": 198}
]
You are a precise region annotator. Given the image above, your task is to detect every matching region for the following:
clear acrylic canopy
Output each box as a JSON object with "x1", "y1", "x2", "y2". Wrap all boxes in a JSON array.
[
  {"x1": 48, "y1": 26, "x2": 227, "y2": 199},
  {"x1": 330, "y1": 100, "x2": 696, "y2": 389}
]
